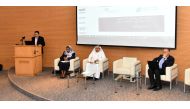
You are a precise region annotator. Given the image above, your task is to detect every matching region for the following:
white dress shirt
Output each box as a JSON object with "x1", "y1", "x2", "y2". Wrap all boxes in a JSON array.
[{"x1": 35, "y1": 37, "x2": 38, "y2": 45}]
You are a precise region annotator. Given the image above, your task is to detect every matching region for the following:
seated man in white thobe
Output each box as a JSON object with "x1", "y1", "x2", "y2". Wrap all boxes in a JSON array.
[{"x1": 83, "y1": 46, "x2": 106, "y2": 80}]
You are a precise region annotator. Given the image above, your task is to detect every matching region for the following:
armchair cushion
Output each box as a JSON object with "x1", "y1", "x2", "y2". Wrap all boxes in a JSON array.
[{"x1": 113, "y1": 67, "x2": 130, "y2": 75}]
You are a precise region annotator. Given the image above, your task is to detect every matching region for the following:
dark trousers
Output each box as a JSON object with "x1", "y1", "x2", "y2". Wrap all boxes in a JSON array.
[
  {"x1": 148, "y1": 69, "x2": 162, "y2": 87},
  {"x1": 58, "y1": 62, "x2": 70, "y2": 73}
]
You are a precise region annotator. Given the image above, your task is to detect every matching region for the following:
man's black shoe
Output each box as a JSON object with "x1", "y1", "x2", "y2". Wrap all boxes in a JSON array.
[
  {"x1": 153, "y1": 86, "x2": 162, "y2": 91},
  {"x1": 86, "y1": 77, "x2": 93, "y2": 80},
  {"x1": 147, "y1": 85, "x2": 157, "y2": 90}
]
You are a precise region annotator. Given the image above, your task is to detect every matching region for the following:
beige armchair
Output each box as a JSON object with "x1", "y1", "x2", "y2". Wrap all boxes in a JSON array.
[
  {"x1": 113, "y1": 57, "x2": 142, "y2": 94},
  {"x1": 145, "y1": 64, "x2": 178, "y2": 90},
  {"x1": 113, "y1": 57, "x2": 141, "y2": 82},
  {"x1": 184, "y1": 68, "x2": 190, "y2": 92},
  {"x1": 83, "y1": 58, "x2": 109, "y2": 78},
  {"x1": 54, "y1": 57, "x2": 80, "y2": 88}
]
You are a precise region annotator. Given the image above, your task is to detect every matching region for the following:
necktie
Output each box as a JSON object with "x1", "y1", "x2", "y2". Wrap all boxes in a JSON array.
[{"x1": 159, "y1": 58, "x2": 165, "y2": 69}]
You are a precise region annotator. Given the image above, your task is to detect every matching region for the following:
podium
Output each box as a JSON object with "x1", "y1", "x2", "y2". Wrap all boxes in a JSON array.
[{"x1": 14, "y1": 45, "x2": 42, "y2": 76}]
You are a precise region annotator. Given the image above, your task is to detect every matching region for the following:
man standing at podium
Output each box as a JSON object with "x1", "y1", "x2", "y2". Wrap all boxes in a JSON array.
[{"x1": 31, "y1": 31, "x2": 45, "y2": 53}]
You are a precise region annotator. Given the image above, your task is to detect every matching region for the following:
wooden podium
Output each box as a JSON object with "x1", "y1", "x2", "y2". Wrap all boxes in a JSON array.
[{"x1": 14, "y1": 45, "x2": 42, "y2": 76}]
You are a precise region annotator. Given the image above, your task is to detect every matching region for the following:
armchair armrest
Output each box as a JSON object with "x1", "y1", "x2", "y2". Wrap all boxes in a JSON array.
[
  {"x1": 134, "y1": 60, "x2": 141, "y2": 73},
  {"x1": 54, "y1": 58, "x2": 60, "y2": 70},
  {"x1": 99, "y1": 58, "x2": 108, "y2": 65},
  {"x1": 100, "y1": 58, "x2": 108, "y2": 63},
  {"x1": 83, "y1": 58, "x2": 88, "y2": 71},
  {"x1": 131, "y1": 60, "x2": 141, "y2": 77},
  {"x1": 113, "y1": 59, "x2": 123, "y2": 73},
  {"x1": 113, "y1": 59, "x2": 122, "y2": 67},
  {"x1": 166, "y1": 64, "x2": 177, "y2": 72},
  {"x1": 165, "y1": 64, "x2": 178, "y2": 80},
  {"x1": 145, "y1": 64, "x2": 149, "y2": 78},
  {"x1": 69, "y1": 57, "x2": 80, "y2": 70},
  {"x1": 99, "y1": 58, "x2": 109, "y2": 72},
  {"x1": 134, "y1": 60, "x2": 140, "y2": 66},
  {"x1": 146, "y1": 64, "x2": 149, "y2": 69}
]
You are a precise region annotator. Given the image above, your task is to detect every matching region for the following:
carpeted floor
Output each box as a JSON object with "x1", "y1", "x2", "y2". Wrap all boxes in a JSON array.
[
  {"x1": 7, "y1": 68, "x2": 190, "y2": 101},
  {"x1": 0, "y1": 71, "x2": 35, "y2": 101}
]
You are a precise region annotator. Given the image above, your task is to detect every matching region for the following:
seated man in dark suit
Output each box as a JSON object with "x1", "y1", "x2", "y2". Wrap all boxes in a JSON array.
[
  {"x1": 31, "y1": 31, "x2": 45, "y2": 53},
  {"x1": 148, "y1": 48, "x2": 175, "y2": 91}
]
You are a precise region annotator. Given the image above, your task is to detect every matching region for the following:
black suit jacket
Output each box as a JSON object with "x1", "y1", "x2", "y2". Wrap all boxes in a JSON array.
[
  {"x1": 152, "y1": 55, "x2": 175, "y2": 75},
  {"x1": 32, "y1": 36, "x2": 45, "y2": 46},
  {"x1": 32, "y1": 36, "x2": 45, "y2": 53}
]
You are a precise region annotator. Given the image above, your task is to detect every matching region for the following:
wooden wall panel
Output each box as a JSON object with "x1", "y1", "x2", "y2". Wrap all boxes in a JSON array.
[{"x1": 0, "y1": 6, "x2": 190, "y2": 81}]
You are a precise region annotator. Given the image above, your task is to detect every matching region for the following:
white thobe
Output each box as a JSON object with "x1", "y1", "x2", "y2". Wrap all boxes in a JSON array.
[
  {"x1": 83, "y1": 51, "x2": 106, "y2": 79},
  {"x1": 82, "y1": 63, "x2": 99, "y2": 78}
]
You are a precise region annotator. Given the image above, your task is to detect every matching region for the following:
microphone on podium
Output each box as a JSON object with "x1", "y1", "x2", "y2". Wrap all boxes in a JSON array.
[
  {"x1": 20, "y1": 36, "x2": 25, "y2": 41},
  {"x1": 20, "y1": 36, "x2": 26, "y2": 45}
]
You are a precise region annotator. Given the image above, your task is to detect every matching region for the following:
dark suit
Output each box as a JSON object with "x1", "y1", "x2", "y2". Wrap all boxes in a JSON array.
[
  {"x1": 148, "y1": 55, "x2": 175, "y2": 87},
  {"x1": 32, "y1": 36, "x2": 45, "y2": 53}
]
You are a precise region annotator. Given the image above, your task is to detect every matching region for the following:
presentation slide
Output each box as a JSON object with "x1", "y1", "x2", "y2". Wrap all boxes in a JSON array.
[{"x1": 77, "y1": 6, "x2": 176, "y2": 48}]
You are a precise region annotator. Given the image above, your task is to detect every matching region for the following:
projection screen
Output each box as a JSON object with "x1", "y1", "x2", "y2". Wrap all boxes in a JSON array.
[{"x1": 77, "y1": 6, "x2": 176, "y2": 48}]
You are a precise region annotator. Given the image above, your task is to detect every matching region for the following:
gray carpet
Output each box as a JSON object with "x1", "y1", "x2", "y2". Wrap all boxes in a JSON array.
[
  {"x1": 8, "y1": 68, "x2": 190, "y2": 101},
  {"x1": 0, "y1": 71, "x2": 34, "y2": 101}
]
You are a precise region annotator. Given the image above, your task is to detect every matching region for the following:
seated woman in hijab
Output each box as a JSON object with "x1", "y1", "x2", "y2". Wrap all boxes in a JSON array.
[
  {"x1": 58, "y1": 45, "x2": 76, "y2": 78},
  {"x1": 83, "y1": 45, "x2": 106, "y2": 80}
]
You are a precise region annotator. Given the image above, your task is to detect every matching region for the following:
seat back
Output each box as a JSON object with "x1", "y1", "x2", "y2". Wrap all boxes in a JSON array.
[{"x1": 122, "y1": 57, "x2": 137, "y2": 67}]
